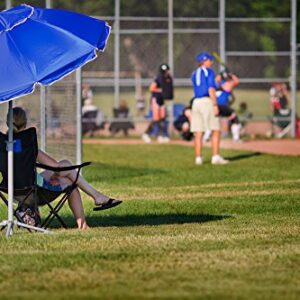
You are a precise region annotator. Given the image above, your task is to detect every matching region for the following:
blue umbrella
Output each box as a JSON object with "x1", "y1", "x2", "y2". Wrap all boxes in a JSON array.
[
  {"x1": 0, "y1": 4, "x2": 110, "y2": 101},
  {"x1": 0, "y1": 4, "x2": 111, "y2": 236}
]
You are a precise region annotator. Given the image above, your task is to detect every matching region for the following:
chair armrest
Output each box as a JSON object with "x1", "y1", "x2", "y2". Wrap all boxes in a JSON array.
[{"x1": 35, "y1": 162, "x2": 91, "y2": 172}]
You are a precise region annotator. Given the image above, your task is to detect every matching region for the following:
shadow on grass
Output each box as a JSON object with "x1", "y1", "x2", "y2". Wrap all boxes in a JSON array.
[
  {"x1": 48, "y1": 213, "x2": 231, "y2": 228},
  {"x1": 226, "y1": 152, "x2": 262, "y2": 161}
]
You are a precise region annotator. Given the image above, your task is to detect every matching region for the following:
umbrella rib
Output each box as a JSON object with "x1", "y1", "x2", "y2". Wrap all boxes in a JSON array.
[
  {"x1": 0, "y1": 4, "x2": 34, "y2": 34},
  {"x1": 5, "y1": 31, "x2": 37, "y2": 83},
  {"x1": 37, "y1": 49, "x2": 99, "y2": 87},
  {"x1": 29, "y1": 17, "x2": 107, "y2": 52}
]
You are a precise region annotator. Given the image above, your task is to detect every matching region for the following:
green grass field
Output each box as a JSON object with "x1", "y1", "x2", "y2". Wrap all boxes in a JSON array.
[{"x1": 0, "y1": 144, "x2": 299, "y2": 299}]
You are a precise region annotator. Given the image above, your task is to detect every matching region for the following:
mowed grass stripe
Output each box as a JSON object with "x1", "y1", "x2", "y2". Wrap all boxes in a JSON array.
[
  {"x1": 0, "y1": 144, "x2": 299, "y2": 299},
  {"x1": 114, "y1": 187, "x2": 300, "y2": 200}
]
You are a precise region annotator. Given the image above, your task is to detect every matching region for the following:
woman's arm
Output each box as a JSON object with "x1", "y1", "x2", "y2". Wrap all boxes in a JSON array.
[
  {"x1": 149, "y1": 81, "x2": 162, "y2": 93},
  {"x1": 37, "y1": 149, "x2": 59, "y2": 168},
  {"x1": 230, "y1": 74, "x2": 240, "y2": 87},
  {"x1": 221, "y1": 74, "x2": 240, "y2": 91}
]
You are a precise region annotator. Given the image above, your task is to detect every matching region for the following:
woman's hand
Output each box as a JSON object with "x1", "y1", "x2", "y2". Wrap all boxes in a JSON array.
[{"x1": 49, "y1": 174, "x2": 60, "y2": 186}]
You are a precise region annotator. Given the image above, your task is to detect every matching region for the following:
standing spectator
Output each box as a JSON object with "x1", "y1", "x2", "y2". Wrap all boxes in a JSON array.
[
  {"x1": 191, "y1": 52, "x2": 228, "y2": 165},
  {"x1": 142, "y1": 63, "x2": 174, "y2": 143}
]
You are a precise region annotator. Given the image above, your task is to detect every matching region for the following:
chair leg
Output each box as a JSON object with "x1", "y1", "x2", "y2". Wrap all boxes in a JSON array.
[
  {"x1": 0, "y1": 193, "x2": 8, "y2": 229},
  {"x1": 0, "y1": 191, "x2": 32, "y2": 232},
  {"x1": 42, "y1": 201, "x2": 67, "y2": 229},
  {"x1": 41, "y1": 193, "x2": 70, "y2": 229},
  {"x1": 276, "y1": 124, "x2": 291, "y2": 138}
]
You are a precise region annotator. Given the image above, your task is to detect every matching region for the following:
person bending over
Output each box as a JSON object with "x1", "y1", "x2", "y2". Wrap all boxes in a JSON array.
[{"x1": 173, "y1": 105, "x2": 193, "y2": 141}]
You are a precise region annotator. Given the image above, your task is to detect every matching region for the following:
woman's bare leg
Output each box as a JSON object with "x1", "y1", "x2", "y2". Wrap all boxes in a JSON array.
[
  {"x1": 194, "y1": 131, "x2": 203, "y2": 157},
  {"x1": 42, "y1": 160, "x2": 110, "y2": 205},
  {"x1": 67, "y1": 188, "x2": 89, "y2": 229},
  {"x1": 60, "y1": 160, "x2": 109, "y2": 204},
  {"x1": 39, "y1": 174, "x2": 89, "y2": 229},
  {"x1": 211, "y1": 130, "x2": 221, "y2": 156}
]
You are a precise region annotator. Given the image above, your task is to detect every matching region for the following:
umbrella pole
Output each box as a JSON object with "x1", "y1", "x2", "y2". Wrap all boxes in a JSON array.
[
  {"x1": 0, "y1": 102, "x2": 51, "y2": 236},
  {"x1": 6, "y1": 101, "x2": 14, "y2": 237}
]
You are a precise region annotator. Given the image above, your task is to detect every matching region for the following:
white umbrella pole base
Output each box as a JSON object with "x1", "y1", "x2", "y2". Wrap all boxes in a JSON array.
[{"x1": 0, "y1": 219, "x2": 51, "y2": 236}]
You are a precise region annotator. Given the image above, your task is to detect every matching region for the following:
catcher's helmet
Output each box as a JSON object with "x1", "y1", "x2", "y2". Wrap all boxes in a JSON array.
[
  {"x1": 220, "y1": 69, "x2": 231, "y2": 80},
  {"x1": 159, "y1": 63, "x2": 170, "y2": 73}
]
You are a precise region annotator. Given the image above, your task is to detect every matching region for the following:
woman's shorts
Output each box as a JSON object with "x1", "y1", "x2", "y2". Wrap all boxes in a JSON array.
[
  {"x1": 35, "y1": 173, "x2": 64, "y2": 205},
  {"x1": 36, "y1": 173, "x2": 62, "y2": 192},
  {"x1": 191, "y1": 97, "x2": 220, "y2": 132},
  {"x1": 151, "y1": 93, "x2": 164, "y2": 107}
]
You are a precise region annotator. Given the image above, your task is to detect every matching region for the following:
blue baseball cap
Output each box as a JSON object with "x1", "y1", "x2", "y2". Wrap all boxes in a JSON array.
[{"x1": 196, "y1": 52, "x2": 214, "y2": 63}]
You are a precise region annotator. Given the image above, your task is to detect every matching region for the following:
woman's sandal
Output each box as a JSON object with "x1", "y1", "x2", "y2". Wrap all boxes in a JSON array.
[{"x1": 93, "y1": 198, "x2": 122, "y2": 211}]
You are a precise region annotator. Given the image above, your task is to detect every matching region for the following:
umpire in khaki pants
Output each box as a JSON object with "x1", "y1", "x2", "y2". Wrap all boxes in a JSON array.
[{"x1": 191, "y1": 52, "x2": 229, "y2": 165}]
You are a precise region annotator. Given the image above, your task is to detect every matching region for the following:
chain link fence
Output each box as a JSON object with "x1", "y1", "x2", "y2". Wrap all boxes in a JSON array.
[
  {"x1": 1, "y1": 0, "x2": 299, "y2": 139},
  {"x1": 0, "y1": 73, "x2": 78, "y2": 163},
  {"x1": 83, "y1": 0, "x2": 298, "y2": 138},
  {"x1": 1, "y1": 0, "x2": 80, "y2": 163}
]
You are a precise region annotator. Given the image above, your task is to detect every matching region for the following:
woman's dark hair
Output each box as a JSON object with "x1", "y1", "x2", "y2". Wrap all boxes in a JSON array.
[{"x1": 7, "y1": 106, "x2": 27, "y2": 132}]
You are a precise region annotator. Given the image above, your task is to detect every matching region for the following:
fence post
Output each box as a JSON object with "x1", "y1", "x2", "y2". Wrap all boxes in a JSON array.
[
  {"x1": 76, "y1": 69, "x2": 82, "y2": 165},
  {"x1": 39, "y1": 0, "x2": 52, "y2": 152},
  {"x1": 45, "y1": 0, "x2": 51, "y2": 8},
  {"x1": 290, "y1": 0, "x2": 297, "y2": 138},
  {"x1": 219, "y1": 0, "x2": 226, "y2": 71},
  {"x1": 114, "y1": 0, "x2": 120, "y2": 109},
  {"x1": 168, "y1": 0, "x2": 174, "y2": 72},
  {"x1": 5, "y1": 0, "x2": 12, "y2": 8},
  {"x1": 40, "y1": 86, "x2": 46, "y2": 151},
  {"x1": 168, "y1": 0, "x2": 174, "y2": 136}
]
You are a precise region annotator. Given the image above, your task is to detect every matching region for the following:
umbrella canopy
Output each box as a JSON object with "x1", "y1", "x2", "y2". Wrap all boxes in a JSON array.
[{"x1": 0, "y1": 4, "x2": 110, "y2": 102}]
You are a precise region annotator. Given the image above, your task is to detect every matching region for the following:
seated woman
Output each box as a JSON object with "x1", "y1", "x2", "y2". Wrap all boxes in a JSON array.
[
  {"x1": 269, "y1": 82, "x2": 291, "y2": 129},
  {"x1": 109, "y1": 100, "x2": 135, "y2": 137},
  {"x1": 9, "y1": 107, "x2": 122, "y2": 230}
]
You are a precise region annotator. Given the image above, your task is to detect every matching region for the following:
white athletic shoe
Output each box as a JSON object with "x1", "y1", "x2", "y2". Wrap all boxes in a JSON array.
[
  {"x1": 195, "y1": 156, "x2": 203, "y2": 165},
  {"x1": 142, "y1": 134, "x2": 151, "y2": 143},
  {"x1": 163, "y1": 136, "x2": 170, "y2": 143},
  {"x1": 211, "y1": 155, "x2": 229, "y2": 165},
  {"x1": 157, "y1": 136, "x2": 165, "y2": 143}
]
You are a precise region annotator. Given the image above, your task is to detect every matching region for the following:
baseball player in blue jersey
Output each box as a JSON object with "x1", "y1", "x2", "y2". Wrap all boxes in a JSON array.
[
  {"x1": 191, "y1": 52, "x2": 228, "y2": 165},
  {"x1": 215, "y1": 70, "x2": 241, "y2": 141}
]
